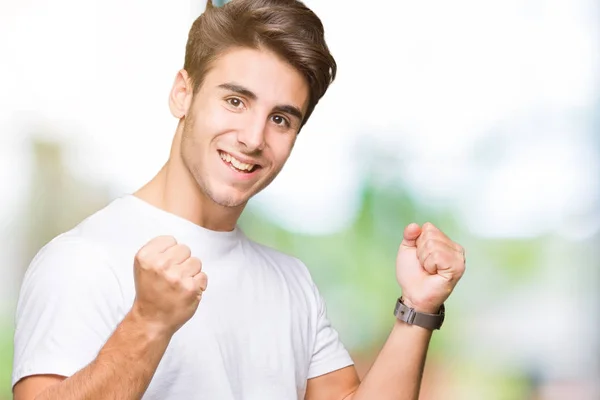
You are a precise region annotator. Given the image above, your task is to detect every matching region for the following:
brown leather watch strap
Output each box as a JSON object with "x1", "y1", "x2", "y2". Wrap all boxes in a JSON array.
[{"x1": 393, "y1": 297, "x2": 445, "y2": 330}]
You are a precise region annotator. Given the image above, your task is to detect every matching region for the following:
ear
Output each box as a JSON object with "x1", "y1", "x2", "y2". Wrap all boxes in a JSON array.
[
  {"x1": 169, "y1": 69, "x2": 193, "y2": 119},
  {"x1": 206, "y1": 0, "x2": 214, "y2": 10}
]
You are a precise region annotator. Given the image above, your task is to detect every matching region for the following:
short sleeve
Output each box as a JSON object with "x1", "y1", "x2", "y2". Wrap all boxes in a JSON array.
[
  {"x1": 12, "y1": 235, "x2": 124, "y2": 388},
  {"x1": 307, "y1": 285, "x2": 354, "y2": 379}
]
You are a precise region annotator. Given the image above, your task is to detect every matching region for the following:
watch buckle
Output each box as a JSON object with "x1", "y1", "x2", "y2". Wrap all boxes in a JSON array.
[{"x1": 406, "y1": 307, "x2": 417, "y2": 324}]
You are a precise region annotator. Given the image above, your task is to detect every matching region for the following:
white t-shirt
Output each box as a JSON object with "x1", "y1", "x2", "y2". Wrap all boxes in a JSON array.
[{"x1": 12, "y1": 194, "x2": 353, "y2": 399}]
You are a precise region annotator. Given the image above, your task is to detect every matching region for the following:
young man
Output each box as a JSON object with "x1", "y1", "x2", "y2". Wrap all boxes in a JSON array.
[{"x1": 12, "y1": 0, "x2": 466, "y2": 399}]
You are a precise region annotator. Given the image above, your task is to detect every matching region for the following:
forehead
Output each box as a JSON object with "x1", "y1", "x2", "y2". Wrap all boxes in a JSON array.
[{"x1": 202, "y1": 47, "x2": 310, "y2": 112}]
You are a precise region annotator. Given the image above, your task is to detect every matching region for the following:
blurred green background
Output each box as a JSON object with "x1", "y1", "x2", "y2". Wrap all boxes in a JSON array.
[{"x1": 1, "y1": 0, "x2": 599, "y2": 399}]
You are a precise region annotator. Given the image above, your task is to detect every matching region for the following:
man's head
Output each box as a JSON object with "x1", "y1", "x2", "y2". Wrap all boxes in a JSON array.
[
  {"x1": 169, "y1": 0, "x2": 336, "y2": 210},
  {"x1": 185, "y1": 0, "x2": 336, "y2": 127}
]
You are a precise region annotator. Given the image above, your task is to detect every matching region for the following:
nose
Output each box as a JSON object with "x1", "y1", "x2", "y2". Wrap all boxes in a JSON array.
[{"x1": 237, "y1": 116, "x2": 267, "y2": 153}]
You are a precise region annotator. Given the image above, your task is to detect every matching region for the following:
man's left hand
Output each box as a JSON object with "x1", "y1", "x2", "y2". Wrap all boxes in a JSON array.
[{"x1": 395, "y1": 222, "x2": 466, "y2": 313}]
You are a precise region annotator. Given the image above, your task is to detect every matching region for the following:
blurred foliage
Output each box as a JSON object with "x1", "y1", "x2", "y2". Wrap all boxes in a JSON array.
[
  {"x1": 20, "y1": 139, "x2": 112, "y2": 277},
  {"x1": 0, "y1": 327, "x2": 11, "y2": 400},
  {"x1": 1, "y1": 135, "x2": 596, "y2": 399},
  {"x1": 476, "y1": 239, "x2": 545, "y2": 281}
]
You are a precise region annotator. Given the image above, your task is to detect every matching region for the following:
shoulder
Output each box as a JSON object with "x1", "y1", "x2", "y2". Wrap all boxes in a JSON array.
[
  {"x1": 16, "y1": 227, "x2": 127, "y2": 335},
  {"x1": 26, "y1": 195, "x2": 126, "y2": 270},
  {"x1": 20, "y1": 230, "x2": 121, "y2": 302},
  {"x1": 27, "y1": 230, "x2": 110, "y2": 273},
  {"x1": 21, "y1": 202, "x2": 127, "y2": 301},
  {"x1": 17, "y1": 198, "x2": 140, "y2": 298},
  {"x1": 26, "y1": 195, "x2": 151, "y2": 275}
]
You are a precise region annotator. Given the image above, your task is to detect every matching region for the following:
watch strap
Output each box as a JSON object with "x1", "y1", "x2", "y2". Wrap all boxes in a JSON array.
[{"x1": 393, "y1": 297, "x2": 445, "y2": 330}]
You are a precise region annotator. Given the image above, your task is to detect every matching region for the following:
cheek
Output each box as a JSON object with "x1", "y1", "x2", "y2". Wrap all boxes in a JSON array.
[
  {"x1": 204, "y1": 106, "x2": 231, "y2": 131},
  {"x1": 187, "y1": 100, "x2": 232, "y2": 138},
  {"x1": 268, "y1": 135, "x2": 295, "y2": 167}
]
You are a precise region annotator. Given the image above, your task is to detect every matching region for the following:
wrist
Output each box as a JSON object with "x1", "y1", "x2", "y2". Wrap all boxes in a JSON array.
[
  {"x1": 400, "y1": 296, "x2": 442, "y2": 314},
  {"x1": 394, "y1": 297, "x2": 446, "y2": 331},
  {"x1": 128, "y1": 302, "x2": 174, "y2": 341}
]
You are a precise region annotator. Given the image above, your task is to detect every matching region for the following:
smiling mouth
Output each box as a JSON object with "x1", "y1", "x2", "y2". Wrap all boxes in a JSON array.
[{"x1": 219, "y1": 151, "x2": 260, "y2": 173}]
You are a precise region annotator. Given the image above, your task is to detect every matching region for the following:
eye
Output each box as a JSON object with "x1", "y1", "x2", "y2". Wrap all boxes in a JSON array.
[
  {"x1": 226, "y1": 97, "x2": 245, "y2": 109},
  {"x1": 271, "y1": 115, "x2": 290, "y2": 128}
]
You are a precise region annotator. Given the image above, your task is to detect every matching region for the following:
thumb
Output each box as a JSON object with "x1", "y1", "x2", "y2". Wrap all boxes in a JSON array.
[{"x1": 400, "y1": 223, "x2": 422, "y2": 249}]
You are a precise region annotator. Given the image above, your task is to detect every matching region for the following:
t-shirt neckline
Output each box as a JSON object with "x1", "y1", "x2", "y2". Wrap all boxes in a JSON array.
[{"x1": 118, "y1": 193, "x2": 244, "y2": 259}]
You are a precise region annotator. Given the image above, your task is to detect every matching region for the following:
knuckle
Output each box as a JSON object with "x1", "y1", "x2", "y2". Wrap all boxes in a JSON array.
[
  {"x1": 136, "y1": 247, "x2": 151, "y2": 262},
  {"x1": 159, "y1": 235, "x2": 178, "y2": 245},
  {"x1": 192, "y1": 257, "x2": 203, "y2": 269},
  {"x1": 181, "y1": 280, "x2": 195, "y2": 294},
  {"x1": 186, "y1": 257, "x2": 202, "y2": 272},
  {"x1": 164, "y1": 271, "x2": 180, "y2": 286},
  {"x1": 177, "y1": 244, "x2": 191, "y2": 255},
  {"x1": 425, "y1": 239, "x2": 435, "y2": 251},
  {"x1": 154, "y1": 256, "x2": 171, "y2": 270},
  {"x1": 435, "y1": 250, "x2": 450, "y2": 265},
  {"x1": 147, "y1": 236, "x2": 175, "y2": 251}
]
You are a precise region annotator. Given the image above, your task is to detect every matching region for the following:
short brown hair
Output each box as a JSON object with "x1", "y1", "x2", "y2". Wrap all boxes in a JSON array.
[{"x1": 184, "y1": 0, "x2": 337, "y2": 127}]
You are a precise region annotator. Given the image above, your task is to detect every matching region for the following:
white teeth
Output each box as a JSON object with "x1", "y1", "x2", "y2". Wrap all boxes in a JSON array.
[{"x1": 220, "y1": 152, "x2": 255, "y2": 171}]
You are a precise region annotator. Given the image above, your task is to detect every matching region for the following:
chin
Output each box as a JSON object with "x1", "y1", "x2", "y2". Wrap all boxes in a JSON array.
[
  {"x1": 203, "y1": 184, "x2": 253, "y2": 208},
  {"x1": 211, "y1": 194, "x2": 248, "y2": 208}
]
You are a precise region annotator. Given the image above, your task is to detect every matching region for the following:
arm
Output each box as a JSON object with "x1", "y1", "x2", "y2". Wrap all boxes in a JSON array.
[
  {"x1": 348, "y1": 316, "x2": 433, "y2": 399},
  {"x1": 306, "y1": 222, "x2": 465, "y2": 400},
  {"x1": 305, "y1": 313, "x2": 432, "y2": 400},
  {"x1": 15, "y1": 307, "x2": 170, "y2": 400},
  {"x1": 13, "y1": 236, "x2": 207, "y2": 400}
]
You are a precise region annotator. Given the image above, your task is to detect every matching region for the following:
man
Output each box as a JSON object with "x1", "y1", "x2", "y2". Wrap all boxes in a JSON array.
[{"x1": 12, "y1": 0, "x2": 466, "y2": 399}]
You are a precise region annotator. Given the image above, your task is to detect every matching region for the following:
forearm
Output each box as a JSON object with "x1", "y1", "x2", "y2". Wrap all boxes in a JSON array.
[
  {"x1": 350, "y1": 320, "x2": 432, "y2": 400},
  {"x1": 36, "y1": 308, "x2": 171, "y2": 400}
]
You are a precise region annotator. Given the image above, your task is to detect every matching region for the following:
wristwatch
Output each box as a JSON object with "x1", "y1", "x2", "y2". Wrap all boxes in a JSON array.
[{"x1": 393, "y1": 297, "x2": 445, "y2": 330}]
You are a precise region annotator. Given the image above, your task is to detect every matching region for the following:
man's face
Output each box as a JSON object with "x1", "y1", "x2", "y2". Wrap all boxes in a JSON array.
[{"x1": 180, "y1": 47, "x2": 310, "y2": 208}]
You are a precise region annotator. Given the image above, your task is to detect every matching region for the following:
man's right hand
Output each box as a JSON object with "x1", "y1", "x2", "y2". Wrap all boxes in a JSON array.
[
  {"x1": 132, "y1": 235, "x2": 207, "y2": 336},
  {"x1": 14, "y1": 235, "x2": 207, "y2": 400}
]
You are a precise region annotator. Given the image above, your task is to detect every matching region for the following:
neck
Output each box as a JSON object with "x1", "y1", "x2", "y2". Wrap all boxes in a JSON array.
[{"x1": 134, "y1": 122, "x2": 245, "y2": 232}]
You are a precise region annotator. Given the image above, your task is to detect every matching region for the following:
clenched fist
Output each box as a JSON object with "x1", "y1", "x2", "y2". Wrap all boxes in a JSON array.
[
  {"x1": 131, "y1": 236, "x2": 207, "y2": 336},
  {"x1": 396, "y1": 222, "x2": 466, "y2": 313}
]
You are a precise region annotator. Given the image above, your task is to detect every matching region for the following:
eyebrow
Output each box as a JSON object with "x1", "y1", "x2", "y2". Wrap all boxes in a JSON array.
[
  {"x1": 218, "y1": 83, "x2": 257, "y2": 100},
  {"x1": 217, "y1": 82, "x2": 305, "y2": 122},
  {"x1": 273, "y1": 105, "x2": 304, "y2": 122}
]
